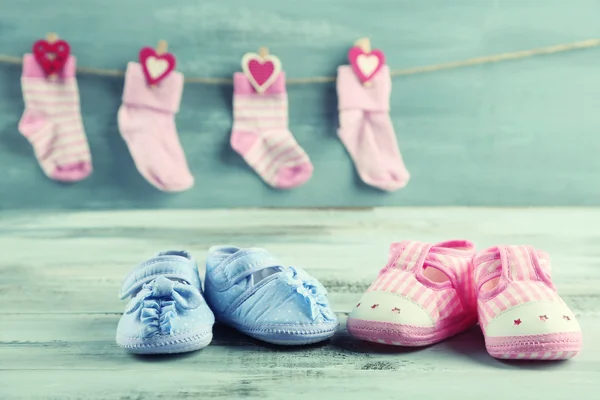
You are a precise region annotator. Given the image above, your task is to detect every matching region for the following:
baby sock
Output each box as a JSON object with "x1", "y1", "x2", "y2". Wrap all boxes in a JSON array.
[
  {"x1": 117, "y1": 62, "x2": 194, "y2": 192},
  {"x1": 336, "y1": 65, "x2": 410, "y2": 192},
  {"x1": 230, "y1": 72, "x2": 313, "y2": 189},
  {"x1": 18, "y1": 54, "x2": 92, "y2": 182}
]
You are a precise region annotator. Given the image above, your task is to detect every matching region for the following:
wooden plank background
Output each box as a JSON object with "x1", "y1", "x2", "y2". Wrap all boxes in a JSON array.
[
  {"x1": 1, "y1": 0, "x2": 600, "y2": 209},
  {"x1": 1, "y1": 208, "x2": 599, "y2": 399}
]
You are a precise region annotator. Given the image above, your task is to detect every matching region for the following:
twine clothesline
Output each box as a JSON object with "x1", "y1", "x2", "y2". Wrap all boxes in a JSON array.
[{"x1": 0, "y1": 38, "x2": 599, "y2": 85}]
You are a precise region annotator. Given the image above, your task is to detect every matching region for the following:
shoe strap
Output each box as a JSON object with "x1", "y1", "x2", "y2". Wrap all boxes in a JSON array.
[
  {"x1": 119, "y1": 254, "x2": 201, "y2": 299},
  {"x1": 208, "y1": 248, "x2": 283, "y2": 291},
  {"x1": 386, "y1": 241, "x2": 433, "y2": 272},
  {"x1": 503, "y1": 245, "x2": 540, "y2": 281},
  {"x1": 475, "y1": 245, "x2": 553, "y2": 287}
]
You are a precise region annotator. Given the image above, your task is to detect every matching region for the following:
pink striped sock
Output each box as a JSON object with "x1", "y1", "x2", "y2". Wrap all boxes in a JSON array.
[
  {"x1": 230, "y1": 72, "x2": 313, "y2": 189},
  {"x1": 18, "y1": 55, "x2": 92, "y2": 182}
]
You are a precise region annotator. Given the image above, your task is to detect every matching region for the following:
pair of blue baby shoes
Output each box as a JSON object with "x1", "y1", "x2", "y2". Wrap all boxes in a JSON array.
[{"x1": 116, "y1": 246, "x2": 339, "y2": 354}]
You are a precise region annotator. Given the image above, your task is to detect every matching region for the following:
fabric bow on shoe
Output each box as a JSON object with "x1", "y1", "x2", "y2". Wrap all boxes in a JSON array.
[
  {"x1": 125, "y1": 276, "x2": 204, "y2": 338},
  {"x1": 283, "y1": 266, "x2": 333, "y2": 321},
  {"x1": 116, "y1": 250, "x2": 216, "y2": 354}
]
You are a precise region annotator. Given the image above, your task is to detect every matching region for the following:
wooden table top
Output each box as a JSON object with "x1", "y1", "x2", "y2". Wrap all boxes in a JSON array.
[{"x1": 1, "y1": 208, "x2": 598, "y2": 399}]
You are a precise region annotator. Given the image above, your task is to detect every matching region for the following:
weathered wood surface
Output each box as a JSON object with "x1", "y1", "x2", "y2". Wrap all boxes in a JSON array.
[{"x1": 1, "y1": 208, "x2": 599, "y2": 399}]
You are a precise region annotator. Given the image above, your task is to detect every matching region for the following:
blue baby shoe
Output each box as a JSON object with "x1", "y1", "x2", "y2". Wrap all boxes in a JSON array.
[
  {"x1": 116, "y1": 250, "x2": 215, "y2": 354},
  {"x1": 204, "y1": 246, "x2": 339, "y2": 345}
]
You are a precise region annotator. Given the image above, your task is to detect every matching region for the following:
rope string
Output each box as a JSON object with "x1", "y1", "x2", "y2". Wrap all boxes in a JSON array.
[{"x1": 0, "y1": 38, "x2": 598, "y2": 85}]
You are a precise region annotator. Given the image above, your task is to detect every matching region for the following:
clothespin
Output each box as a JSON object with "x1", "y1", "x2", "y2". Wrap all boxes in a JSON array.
[
  {"x1": 355, "y1": 37, "x2": 372, "y2": 87},
  {"x1": 354, "y1": 37, "x2": 371, "y2": 53},
  {"x1": 46, "y1": 32, "x2": 58, "y2": 80},
  {"x1": 156, "y1": 39, "x2": 168, "y2": 55},
  {"x1": 46, "y1": 32, "x2": 59, "y2": 44},
  {"x1": 258, "y1": 47, "x2": 270, "y2": 95},
  {"x1": 258, "y1": 46, "x2": 269, "y2": 59},
  {"x1": 150, "y1": 40, "x2": 168, "y2": 88},
  {"x1": 256, "y1": 47, "x2": 270, "y2": 95}
]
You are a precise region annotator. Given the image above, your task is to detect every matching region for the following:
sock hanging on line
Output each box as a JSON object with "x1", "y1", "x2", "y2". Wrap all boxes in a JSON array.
[
  {"x1": 336, "y1": 65, "x2": 410, "y2": 192},
  {"x1": 230, "y1": 72, "x2": 313, "y2": 189},
  {"x1": 18, "y1": 54, "x2": 93, "y2": 182},
  {"x1": 117, "y1": 62, "x2": 194, "y2": 192}
]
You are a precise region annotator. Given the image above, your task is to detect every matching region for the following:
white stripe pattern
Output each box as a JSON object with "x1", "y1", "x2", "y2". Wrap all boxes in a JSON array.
[
  {"x1": 367, "y1": 241, "x2": 477, "y2": 321},
  {"x1": 19, "y1": 77, "x2": 91, "y2": 178},
  {"x1": 231, "y1": 92, "x2": 310, "y2": 187}
]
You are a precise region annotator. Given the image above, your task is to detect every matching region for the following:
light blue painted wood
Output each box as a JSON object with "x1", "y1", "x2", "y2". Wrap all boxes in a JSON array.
[
  {"x1": 1, "y1": 208, "x2": 599, "y2": 399},
  {"x1": 1, "y1": 0, "x2": 600, "y2": 209}
]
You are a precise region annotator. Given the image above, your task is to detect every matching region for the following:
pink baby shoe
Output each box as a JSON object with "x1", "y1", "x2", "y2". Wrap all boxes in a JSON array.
[
  {"x1": 474, "y1": 245, "x2": 582, "y2": 360},
  {"x1": 347, "y1": 240, "x2": 478, "y2": 346}
]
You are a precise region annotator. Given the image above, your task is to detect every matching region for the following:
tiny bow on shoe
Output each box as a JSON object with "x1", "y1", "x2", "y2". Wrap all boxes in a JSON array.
[
  {"x1": 283, "y1": 266, "x2": 334, "y2": 321},
  {"x1": 124, "y1": 276, "x2": 203, "y2": 338}
]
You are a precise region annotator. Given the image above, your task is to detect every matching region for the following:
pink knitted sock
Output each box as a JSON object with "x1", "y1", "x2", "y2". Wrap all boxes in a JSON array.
[
  {"x1": 18, "y1": 54, "x2": 92, "y2": 182},
  {"x1": 117, "y1": 62, "x2": 193, "y2": 192},
  {"x1": 336, "y1": 65, "x2": 410, "y2": 192},
  {"x1": 230, "y1": 72, "x2": 313, "y2": 189}
]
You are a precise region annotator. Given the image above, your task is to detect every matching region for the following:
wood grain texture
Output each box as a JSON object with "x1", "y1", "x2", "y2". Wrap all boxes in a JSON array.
[
  {"x1": 1, "y1": 1, "x2": 600, "y2": 209},
  {"x1": 1, "y1": 208, "x2": 599, "y2": 399}
]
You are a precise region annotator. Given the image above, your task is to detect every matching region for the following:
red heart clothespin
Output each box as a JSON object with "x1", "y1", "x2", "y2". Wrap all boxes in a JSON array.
[
  {"x1": 348, "y1": 37, "x2": 386, "y2": 86},
  {"x1": 32, "y1": 32, "x2": 71, "y2": 78},
  {"x1": 241, "y1": 47, "x2": 282, "y2": 94},
  {"x1": 139, "y1": 40, "x2": 176, "y2": 86}
]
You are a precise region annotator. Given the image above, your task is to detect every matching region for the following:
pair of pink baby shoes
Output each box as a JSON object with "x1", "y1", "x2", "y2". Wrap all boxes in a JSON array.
[{"x1": 347, "y1": 240, "x2": 582, "y2": 360}]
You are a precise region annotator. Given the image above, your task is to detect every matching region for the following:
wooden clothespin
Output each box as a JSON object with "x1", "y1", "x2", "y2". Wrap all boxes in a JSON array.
[
  {"x1": 258, "y1": 46, "x2": 269, "y2": 59},
  {"x1": 150, "y1": 40, "x2": 168, "y2": 88},
  {"x1": 355, "y1": 37, "x2": 372, "y2": 87},
  {"x1": 46, "y1": 32, "x2": 59, "y2": 45},
  {"x1": 256, "y1": 47, "x2": 271, "y2": 95},
  {"x1": 354, "y1": 37, "x2": 371, "y2": 53},
  {"x1": 156, "y1": 39, "x2": 168, "y2": 55},
  {"x1": 46, "y1": 32, "x2": 59, "y2": 80}
]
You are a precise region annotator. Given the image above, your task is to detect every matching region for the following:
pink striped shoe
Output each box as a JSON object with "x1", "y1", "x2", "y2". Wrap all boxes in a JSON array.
[
  {"x1": 474, "y1": 245, "x2": 582, "y2": 360},
  {"x1": 347, "y1": 240, "x2": 478, "y2": 346}
]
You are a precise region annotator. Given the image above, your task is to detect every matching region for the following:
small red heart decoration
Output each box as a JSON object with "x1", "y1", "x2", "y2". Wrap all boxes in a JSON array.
[
  {"x1": 139, "y1": 47, "x2": 177, "y2": 85},
  {"x1": 348, "y1": 46, "x2": 386, "y2": 84},
  {"x1": 241, "y1": 52, "x2": 282, "y2": 93},
  {"x1": 32, "y1": 39, "x2": 71, "y2": 76},
  {"x1": 249, "y1": 59, "x2": 274, "y2": 86}
]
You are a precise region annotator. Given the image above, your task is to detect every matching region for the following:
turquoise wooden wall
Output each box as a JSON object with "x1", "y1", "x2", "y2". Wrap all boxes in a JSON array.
[{"x1": 1, "y1": 0, "x2": 599, "y2": 209}]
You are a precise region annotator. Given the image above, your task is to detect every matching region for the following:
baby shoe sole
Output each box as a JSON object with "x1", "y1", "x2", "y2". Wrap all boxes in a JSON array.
[
  {"x1": 237, "y1": 322, "x2": 340, "y2": 346},
  {"x1": 116, "y1": 326, "x2": 213, "y2": 355},
  {"x1": 346, "y1": 316, "x2": 476, "y2": 347},
  {"x1": 485, "y1": 331, "x2": 582, "y2": 360}
]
